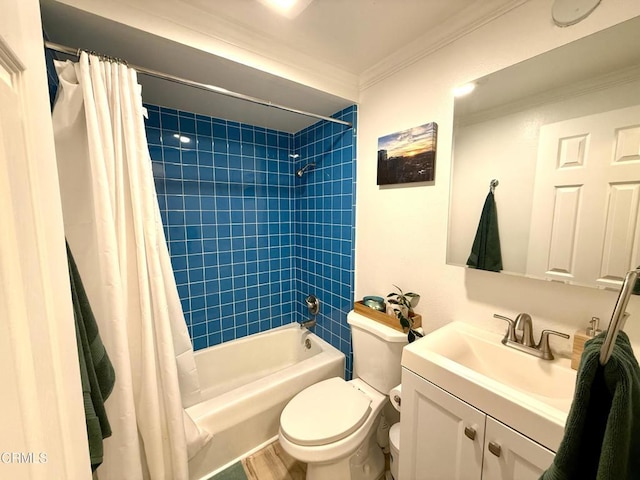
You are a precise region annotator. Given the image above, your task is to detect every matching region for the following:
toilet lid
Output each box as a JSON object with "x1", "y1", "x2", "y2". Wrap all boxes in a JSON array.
[{"x1": 280, "y1": 377, "x2": 372, "y2": 446}]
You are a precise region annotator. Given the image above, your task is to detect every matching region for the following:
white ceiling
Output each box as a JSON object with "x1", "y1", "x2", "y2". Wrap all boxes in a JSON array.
[
  {"x1": 180, "y1": 0, "x2": 504, "y2": 75},
  {"x1": 41, "y1": 0, "x2": 523, "y2": 132}
]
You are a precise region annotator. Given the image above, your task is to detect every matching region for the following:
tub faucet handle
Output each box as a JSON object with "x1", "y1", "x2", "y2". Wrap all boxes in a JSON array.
[{"x1": 306, "y1": 295, "x2": 320, "y2": 316}]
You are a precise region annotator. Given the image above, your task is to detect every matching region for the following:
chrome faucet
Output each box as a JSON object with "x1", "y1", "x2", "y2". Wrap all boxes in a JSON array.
[
  {"x1": 493, "y1": 313, "x2": 569, "y2": 360},
  {"x1": 300, "y1": 294, "x2": 319, "y2": 329},
  {"x1": 515, "y1": 313, "x2": 535, "y2": 347}
]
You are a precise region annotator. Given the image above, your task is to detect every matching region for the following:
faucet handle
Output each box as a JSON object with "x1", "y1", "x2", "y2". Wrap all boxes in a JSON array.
[
  {"x1": 493, "y1": 314, "x2": 518, "y2": 343},
  {"x1": 537, "y1": 330, "x2": 570, "y2": 360}
]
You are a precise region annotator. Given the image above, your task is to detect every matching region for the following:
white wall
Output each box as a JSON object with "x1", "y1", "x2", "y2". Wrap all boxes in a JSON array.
[{"x1": 356, "y1": 0, "x2": 640, "y2": 355}]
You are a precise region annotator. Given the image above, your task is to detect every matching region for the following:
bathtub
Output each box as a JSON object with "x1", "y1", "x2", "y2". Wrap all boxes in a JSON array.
[{"x1": 187, "y1": 322, "x2": 345, "y2": 480}]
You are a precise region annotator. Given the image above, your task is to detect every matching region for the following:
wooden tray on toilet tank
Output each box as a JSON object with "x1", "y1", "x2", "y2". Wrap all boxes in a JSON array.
[{"x1": 353, "y1": 301, "x2": 422, "y2": 333}]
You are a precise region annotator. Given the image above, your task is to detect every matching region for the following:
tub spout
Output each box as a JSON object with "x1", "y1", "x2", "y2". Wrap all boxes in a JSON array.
[{"x1": 300, "y1": 319, "x2": 316, "y2": 329}]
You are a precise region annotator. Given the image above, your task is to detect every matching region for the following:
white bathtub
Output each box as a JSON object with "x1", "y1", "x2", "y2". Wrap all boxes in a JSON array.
[{"x1": 187, "y1": 322, "x2": 345, "y2": 480}]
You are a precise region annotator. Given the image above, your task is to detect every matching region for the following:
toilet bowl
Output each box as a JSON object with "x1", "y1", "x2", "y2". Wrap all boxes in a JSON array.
[
  {"x1": 279, "y1": 377, "x2": 386, "y2": 480},
  {"x1": 278, "y1": 311, "x2": 408, "y2": 480}
]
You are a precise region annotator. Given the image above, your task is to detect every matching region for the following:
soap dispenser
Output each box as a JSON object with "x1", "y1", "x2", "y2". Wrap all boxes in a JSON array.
[{"x1": 571, "y1": 317, "x2": 602, "y2": 370}]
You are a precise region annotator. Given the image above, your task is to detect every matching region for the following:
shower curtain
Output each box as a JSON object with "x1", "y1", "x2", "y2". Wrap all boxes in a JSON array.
[{"x1": 52, "y1": 53, "x2": 206, "y2": 479}]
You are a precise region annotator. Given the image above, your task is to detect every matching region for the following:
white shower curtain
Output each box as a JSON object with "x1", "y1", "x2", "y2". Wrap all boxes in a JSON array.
[{"x1": 52, "y1": 53, "x2": 207, "y2": 479}]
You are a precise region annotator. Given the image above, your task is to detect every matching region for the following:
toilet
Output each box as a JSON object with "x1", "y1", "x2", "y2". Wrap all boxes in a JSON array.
[{"x1": 278, "y1": 310, "x2": 407, "y2": 480}]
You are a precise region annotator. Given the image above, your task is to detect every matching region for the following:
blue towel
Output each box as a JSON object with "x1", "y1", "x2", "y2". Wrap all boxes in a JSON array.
[
  {"x1": 540, "y1": 331, "x2": 640, "y2": 480},
  {"x1": 466, "y1": 191, "x2": 502, "y2": 272}
]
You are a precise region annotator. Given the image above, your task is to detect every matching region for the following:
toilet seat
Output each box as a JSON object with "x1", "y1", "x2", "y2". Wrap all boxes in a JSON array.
[{"x1": 280, "y1": 377, "x2": 372, "y2": 447}]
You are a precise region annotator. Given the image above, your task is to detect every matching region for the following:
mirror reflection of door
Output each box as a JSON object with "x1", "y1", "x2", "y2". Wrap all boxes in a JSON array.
[{"x1": 526, "y1": 104, "x2": 640, "y2": 288}]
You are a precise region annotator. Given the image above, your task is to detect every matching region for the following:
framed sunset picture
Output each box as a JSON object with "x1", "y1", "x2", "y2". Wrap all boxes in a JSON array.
[{"x1": 377, "y1": 122, "x2": 438, "y2": 185}]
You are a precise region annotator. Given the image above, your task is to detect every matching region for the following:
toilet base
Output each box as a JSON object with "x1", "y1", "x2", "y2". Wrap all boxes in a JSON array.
[{"x1": 305, "y1": 428, "x2": 385, "y2": 480}]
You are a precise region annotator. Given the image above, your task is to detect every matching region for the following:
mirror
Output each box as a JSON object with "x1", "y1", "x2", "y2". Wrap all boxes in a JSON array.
[{"x1": 448, "y1": 16, "x2": 640, "y2": 289}]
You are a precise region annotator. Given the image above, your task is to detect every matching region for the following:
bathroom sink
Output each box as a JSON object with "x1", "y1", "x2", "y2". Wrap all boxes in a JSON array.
[{"x1": 402, "y1": 321, "x2": 576, "y2": 451}]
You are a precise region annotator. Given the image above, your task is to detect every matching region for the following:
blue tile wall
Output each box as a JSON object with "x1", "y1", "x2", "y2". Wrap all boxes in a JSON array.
[
  {"x1": 45, "y1": 46, "x2": 357, "y2": 376},
  {"x1": 293, "y1": 106, "x2": 357, "y2": 377},
  {"x1": 146, "y1": 105, "x2": 296, "y2": 350}
]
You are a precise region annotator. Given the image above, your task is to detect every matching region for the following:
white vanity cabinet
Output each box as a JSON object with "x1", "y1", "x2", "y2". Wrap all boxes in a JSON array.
[{"x1": 399, "y1": 368, "x2": 555, "y2": 480}]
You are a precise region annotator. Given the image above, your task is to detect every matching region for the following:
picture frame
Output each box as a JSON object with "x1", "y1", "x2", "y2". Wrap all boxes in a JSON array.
[{"x1": 377, "y1": 122, "x2": 438, "y2": 185}]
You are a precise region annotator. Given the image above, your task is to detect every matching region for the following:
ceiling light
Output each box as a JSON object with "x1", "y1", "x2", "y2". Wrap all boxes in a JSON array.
[
  {"x1": 256, "y1": 0, "x2": 314, "y2": 19},
  {"x1": 453, "y1": 82, "x2": 476, "y2": 98}
]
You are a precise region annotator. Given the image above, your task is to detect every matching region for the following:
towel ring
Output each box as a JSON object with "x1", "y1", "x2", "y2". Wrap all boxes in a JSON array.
[{"x1": 490, "y1": 179, "x2": 499, "y2": 194}]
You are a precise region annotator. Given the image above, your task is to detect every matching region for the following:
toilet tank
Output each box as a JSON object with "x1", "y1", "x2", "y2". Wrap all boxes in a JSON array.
[{"x1": 347, "y1": 310, "x2": 408, "y2": 393}]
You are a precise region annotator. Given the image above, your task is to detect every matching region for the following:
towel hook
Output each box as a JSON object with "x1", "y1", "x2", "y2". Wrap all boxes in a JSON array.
[{"x1": 490, "y1": 179, "x2": 499, "y2": 194}]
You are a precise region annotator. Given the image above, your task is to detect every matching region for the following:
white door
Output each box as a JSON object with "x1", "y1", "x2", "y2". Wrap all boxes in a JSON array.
[
  {"x1": 399, "y1": 369, "x2": 485, "y2": 480},
  {"x1": 527, "y1": 105, "x2": 640, "y2": 288},
  {"x1": 482, "y1": 416, "x2": 555, "y2": 480},
  {"x1": 0, "y1": 0, "x2": 90, "y2": 479}
]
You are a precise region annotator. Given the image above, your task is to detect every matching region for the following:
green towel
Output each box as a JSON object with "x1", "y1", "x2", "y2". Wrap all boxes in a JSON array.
[
  {"x1": 67, "y1": 243, "x2": 115, "y2": 471},
  {"x1": 540, "y1": 330, "x2": 640, "y2": 480},
  {"x1": 466, "y1": 191, "x2": 502, "y2": 272}
]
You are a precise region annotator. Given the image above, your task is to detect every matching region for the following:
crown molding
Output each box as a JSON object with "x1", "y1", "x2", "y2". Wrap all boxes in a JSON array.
[{"x1": 359, "y1": 0, "x2": 529, "y2": 92}]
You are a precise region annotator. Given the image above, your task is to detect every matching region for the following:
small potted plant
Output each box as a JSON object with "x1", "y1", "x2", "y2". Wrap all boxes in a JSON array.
[{"x1": 387, "y1": 285, "x2": 424, "y2": 343}]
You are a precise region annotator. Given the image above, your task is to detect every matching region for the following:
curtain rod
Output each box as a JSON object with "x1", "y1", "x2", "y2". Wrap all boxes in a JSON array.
[{"x1": 44, "y1": 41, "x2": 353, "y2": 129}]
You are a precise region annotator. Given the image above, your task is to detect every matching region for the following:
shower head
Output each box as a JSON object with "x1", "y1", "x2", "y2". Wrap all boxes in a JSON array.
[{"x1": 296, "y1": 163, "x2": 316, "y2": 177}]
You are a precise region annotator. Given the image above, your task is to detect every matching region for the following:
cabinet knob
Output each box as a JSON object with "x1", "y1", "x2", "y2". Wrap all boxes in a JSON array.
[
  {"x1": 464, "y1": 426, "x2": 476, "y2": 440},
  {"x1": 488, "y1": 441, "x2": 502, "y2": 457}
]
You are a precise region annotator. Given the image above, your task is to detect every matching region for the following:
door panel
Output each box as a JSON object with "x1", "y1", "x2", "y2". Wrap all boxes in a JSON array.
[
  {"x1": 527, "y1": 105, "x2": 640, "y2": 288},
  {"x1": 0, "y1": 1, "x2": 89, "y2": 478},
  {"x1": 399, "y1": 369, "x2": 484, "y2": 480},
  {"x1": 482, "y1": 416, "x2": 555, "y2": 480}
]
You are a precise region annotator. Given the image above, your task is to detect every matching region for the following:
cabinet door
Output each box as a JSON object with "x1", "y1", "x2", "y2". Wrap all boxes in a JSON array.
[
  {"x1": 399, "y1": 369, "x2": 485, "y2": 480},
  {"x1": 482, "y1": 416, "x2": 555, "y2": 480}
]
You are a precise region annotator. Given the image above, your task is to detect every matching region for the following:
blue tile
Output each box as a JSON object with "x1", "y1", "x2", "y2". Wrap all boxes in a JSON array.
[
  {"x1": 222, "y1": 316, "x2": 234, "y2": 330},
  {"x1": 197, "y1": 120, "x2": 212, "y2": 137},
  {"x1": 179, "y1": 116, "x2": 196, "y2": 134},
  {"x1": 149, "y1": 145, "x2": 163, "y2": 162},
  {"x1": 208, "y1": 332, "x2": 222, "y2": 346},
  {"x1": 229, "y1": 141, "x2": 241, "y2": 155},
  {"x1": 175, "y1": 270, "x2": 189, "y2": 285},
  {"x1": 169, "y1": 242, "x2": 187, "y2": 256},
  {"x1": 197, "y1": 136, "x2": 213, "y2": 153},
  {"x1": 214, "y1": 141, "x2": 228, "y2": 153},
  {"x1": 192, "y1": 320, "x2": 206, "y2": 338},
  {"x1": 228, "y1": 124, "x2": 241, "y2": 141},
  {"x1": 181, "y1": 150, "x2": 198, "y2": 165},
  {"x1": 241, "y1": 127, "x2": 254, "y2": 143},
  {"x1": 193, "y1": 337, "x2": 207, "y2": 351},
  {"x1": 150, "y1": 101, "x2": 355, "y2": 369},
  {"x1": 161, "y1": 112, "x2": 179, "y2": 130},
  {"x1": 145, "y1": 107, "x2": 160, "y2": 128},
  {"x1": 147, "y1": 127, "x2": 162, "y2": 145},
  {"x1": 213, "y1": 121, "x2": 227, "y2": 139},
  {"x1": 221, "y1": 304, "x2": 233, "y2": 318}
]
